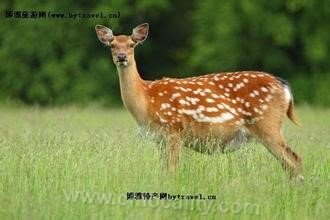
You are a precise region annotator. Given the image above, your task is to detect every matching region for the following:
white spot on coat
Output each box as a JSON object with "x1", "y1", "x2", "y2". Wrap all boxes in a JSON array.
[
  {"x1": 261, "y1": 87, "x2": 268, "y2": 92},
  {"x1": 206, "y1": 107, "x2": 219, "y2": 112},
  {"x1": 170, "y1": 93, "x2": 181, "y2": 100},
  {"x1": 197, "y1": 112, "x2": 235, "y2": 123}
]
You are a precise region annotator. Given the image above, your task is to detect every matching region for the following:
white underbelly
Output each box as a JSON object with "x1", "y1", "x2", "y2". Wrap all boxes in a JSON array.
[
  {"x1": 138, "y1": 125, "x2": 249, "y2": 154},
  {"x1": 138, "y1": 126, "x2": 163, "y2": 143}
]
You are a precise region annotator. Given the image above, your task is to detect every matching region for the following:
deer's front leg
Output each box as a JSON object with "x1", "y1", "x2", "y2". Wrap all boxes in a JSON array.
[{"x1": 166, "y1": 132, "x2": 181, "y2": 172}]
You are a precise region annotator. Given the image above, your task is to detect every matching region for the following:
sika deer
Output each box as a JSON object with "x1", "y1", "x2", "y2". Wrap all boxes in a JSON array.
[{"x1": 95, "y1": 23, "x2": 303, "y2": 181}]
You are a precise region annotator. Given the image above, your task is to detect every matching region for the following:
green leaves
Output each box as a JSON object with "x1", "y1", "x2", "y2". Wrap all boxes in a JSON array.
[
  {"x1": 0, "y1": 0, "x2": 329, "y2": 106},
  {"x1": 189, "y1": 0, "x2": 330, "y2": 106}
]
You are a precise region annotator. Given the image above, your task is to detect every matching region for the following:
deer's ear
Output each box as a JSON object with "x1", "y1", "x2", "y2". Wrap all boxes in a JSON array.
[
  {"x1": 131, "y1": 23, "x2": 149, "y2": 44},
  {"x1": 95, "y1": 25, "x2": 113, "y2": 45}
]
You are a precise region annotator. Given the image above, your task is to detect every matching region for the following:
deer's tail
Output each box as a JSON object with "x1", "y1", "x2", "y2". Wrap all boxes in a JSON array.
[
  {"x1": 287, "y1": 98, "x2": 300, "y2": 126},
  {"x1": 277, "y1": 76, "x2": 301, "y2": 126}
]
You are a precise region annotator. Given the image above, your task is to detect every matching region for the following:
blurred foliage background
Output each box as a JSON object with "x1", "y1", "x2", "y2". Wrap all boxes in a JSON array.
[{"x1": 0, "y1": 0, "x2": 330, "y2": 107}]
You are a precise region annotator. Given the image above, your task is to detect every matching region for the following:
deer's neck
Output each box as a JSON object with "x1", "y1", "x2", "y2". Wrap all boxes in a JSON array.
[{"x1": 117, "y1": 60, "x2": 149, "y2": 125}]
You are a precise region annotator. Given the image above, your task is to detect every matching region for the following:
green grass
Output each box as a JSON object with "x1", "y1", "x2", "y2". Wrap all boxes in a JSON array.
[{"x1": 0, "y1": 106, "x2": 329, "y2": 219}]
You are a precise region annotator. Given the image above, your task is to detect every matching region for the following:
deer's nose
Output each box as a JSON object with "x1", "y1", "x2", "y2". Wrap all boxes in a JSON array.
[{"x1": 117, "y1": 53, "x2": 127, "y2": 62}]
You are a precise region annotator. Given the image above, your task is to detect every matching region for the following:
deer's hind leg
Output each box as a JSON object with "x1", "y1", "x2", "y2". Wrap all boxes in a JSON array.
[{"x1": 246, "y1": 118, "x2": 303, "y2": 180}]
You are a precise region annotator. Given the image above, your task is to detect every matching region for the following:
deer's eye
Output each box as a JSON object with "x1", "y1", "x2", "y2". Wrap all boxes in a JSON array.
[
  {"x1": 129, "y1": 43, "x2": 135, "y2": 48},
  {"x1": 110, "y1": 44, "x2": 115, "y2": 48}
]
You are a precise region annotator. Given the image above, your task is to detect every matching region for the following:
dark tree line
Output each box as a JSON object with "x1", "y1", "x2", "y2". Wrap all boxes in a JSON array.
[{"x1": 1, "y1": 0, "x2": 329, "y2": 106}]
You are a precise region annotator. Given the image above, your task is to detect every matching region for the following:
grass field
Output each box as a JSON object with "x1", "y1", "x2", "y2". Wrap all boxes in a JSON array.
[{"x1": 0, "y1": 106, "x2": 329, "y2": 219}]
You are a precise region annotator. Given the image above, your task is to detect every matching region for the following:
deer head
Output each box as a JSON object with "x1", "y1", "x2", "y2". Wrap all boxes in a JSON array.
[{"x1": 95, "y1": 23, "x2": 149, "y2": 68}]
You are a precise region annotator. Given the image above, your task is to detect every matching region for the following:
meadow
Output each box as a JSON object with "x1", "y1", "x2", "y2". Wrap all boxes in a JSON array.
[{"x1": 0, "y1": 105, "x2": 329, "y2": 219}]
